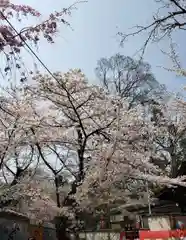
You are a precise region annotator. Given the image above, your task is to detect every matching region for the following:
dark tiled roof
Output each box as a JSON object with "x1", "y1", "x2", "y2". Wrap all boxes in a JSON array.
[{"x1": 138, "y1": 200, "x2": 182, "y2": 216}]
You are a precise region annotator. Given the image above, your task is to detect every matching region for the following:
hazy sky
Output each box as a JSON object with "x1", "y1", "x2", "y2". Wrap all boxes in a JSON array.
[{"x1": 13, "y1": 0, "x2": 186, "y2": 93}]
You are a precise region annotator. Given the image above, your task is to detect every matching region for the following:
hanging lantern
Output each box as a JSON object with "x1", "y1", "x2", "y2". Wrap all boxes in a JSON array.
[{"x1": 100, "y1": 215, "x2": 105, "y2": 229}]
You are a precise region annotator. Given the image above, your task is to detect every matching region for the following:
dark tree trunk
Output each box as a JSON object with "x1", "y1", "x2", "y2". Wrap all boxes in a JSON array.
[
  {"x1": 55, "y1": 216, "x2": 71, "y2": 240},
  {"x1": 55, "y1": 128, "x2": 86, "y2": 240},
  {"x1": 55, "y1": 176, "x2": 60, "y2": 208}
]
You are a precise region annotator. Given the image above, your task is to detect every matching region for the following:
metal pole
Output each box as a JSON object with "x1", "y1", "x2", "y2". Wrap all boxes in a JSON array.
[{"x1": 145, "y1": 169, "x2": 151, "y2": 216}]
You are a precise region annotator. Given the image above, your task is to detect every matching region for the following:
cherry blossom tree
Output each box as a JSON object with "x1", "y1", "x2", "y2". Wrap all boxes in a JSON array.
[
  {"x1": 0, "y1": 68, "x2": 186, "y2": 238},
  {"x1": 13, "y1": 69, "x2": 185, "y2": 236},
  {"x1": 0, "y1": 167, "x2": 63, "y2": 221},
  {"x1": 0, "y1": 86, "x2": 63, "y2": 225},
  {"x1": 0, "y1": 0, "x2": 83, "y2": 82},
  {"x1": 74, "y1": 101, "x2": 186, "y2": 211}
]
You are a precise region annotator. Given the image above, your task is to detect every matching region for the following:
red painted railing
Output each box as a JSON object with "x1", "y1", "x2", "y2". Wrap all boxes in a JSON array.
[
  {"x1": 140, "y1": 230, "x2": 186, "y2": 240},
  {"x1": 120, "y1": 229, "x2": 186, "y2": 240}
]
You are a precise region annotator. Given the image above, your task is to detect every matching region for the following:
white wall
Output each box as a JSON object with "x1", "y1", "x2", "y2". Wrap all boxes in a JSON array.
[{"x1": 148, "y1": 216, "x2": 171, "y2": 230}]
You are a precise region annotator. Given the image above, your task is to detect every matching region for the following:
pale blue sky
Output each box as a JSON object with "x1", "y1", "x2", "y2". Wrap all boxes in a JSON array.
[{"x1": 13, "y1": 0, "x2": 186, "y2": 93}]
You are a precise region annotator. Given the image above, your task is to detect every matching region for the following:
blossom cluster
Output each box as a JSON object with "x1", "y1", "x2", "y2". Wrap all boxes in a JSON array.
[{"x1": 0, "y1": 69, "x2": 186, "y2": 221}]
